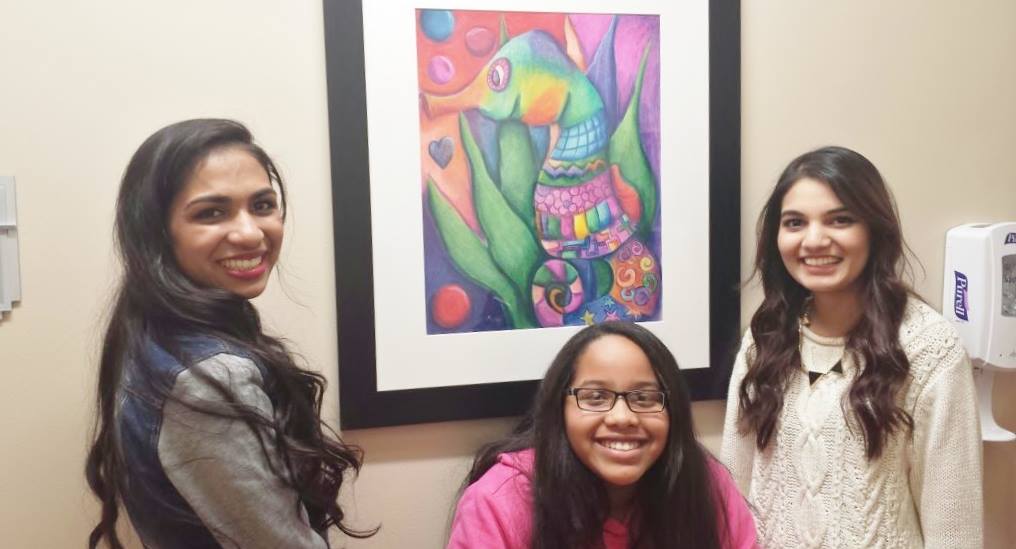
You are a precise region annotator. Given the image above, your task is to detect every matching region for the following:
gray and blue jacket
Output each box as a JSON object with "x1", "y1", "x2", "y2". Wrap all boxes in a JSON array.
[{"x1": 117, "y1": 336, "x2": 328, "y2": 548}]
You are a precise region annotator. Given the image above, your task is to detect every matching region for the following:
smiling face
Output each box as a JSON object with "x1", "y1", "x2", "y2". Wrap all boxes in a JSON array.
[
  {"x1": 167, "y1": 147, "x2": 283, "y2": 299},
  {"x1": 564, "y1": 334, "x2": 669, "y2": 502},
  {"x1": 777, "y1": 177, "x2": 870, "y2": 298}
]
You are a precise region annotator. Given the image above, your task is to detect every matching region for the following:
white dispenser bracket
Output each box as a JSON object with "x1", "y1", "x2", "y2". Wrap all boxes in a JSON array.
[
  {"x1": 0, "y1": 176, "x2": 21, "y2": 318},
  {"x1": 973, "y1": 366, "x2": 1014, "y2": 441}
]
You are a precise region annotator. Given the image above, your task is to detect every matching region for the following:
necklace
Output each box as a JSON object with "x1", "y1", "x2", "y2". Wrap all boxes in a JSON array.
[{"x1": 799, "y1": 299, "x2": 844, "y2": 385}]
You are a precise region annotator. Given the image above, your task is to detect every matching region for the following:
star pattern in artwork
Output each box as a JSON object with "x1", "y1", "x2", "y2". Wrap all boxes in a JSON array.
[{"x1": 582, "y1": 310, "x2": 596, "y2": 325}]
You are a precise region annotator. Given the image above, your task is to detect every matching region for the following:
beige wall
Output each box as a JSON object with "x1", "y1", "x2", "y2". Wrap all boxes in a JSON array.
[{"x1": 0, "y1": 1, "x2": 1012, "y2": 547}]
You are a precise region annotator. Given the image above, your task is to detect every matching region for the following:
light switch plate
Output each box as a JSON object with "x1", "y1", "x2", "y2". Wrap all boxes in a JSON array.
[{"x1": 0, "y1": 176, "x2": 20, "y2": 315}]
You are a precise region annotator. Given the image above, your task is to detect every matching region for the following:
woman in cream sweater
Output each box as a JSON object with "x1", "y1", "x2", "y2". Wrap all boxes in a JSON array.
[{"x1": 721, "y1": 146, "x2": 982, "y2": 549}]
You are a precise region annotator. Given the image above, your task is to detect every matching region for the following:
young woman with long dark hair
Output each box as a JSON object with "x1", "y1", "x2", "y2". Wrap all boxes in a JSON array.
[
  {"x1": 85, "y1": 119, "x2": 375, "y2": 548},
  {"x1": 721, "y1": 146, "x2": 983, "y2": 548},
  {"x1": 448, "y1": 321, "x2": 758, "y2": 548}
]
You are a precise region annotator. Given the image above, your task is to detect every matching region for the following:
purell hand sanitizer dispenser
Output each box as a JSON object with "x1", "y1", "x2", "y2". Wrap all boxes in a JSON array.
[{"x1": 943, "y1": 222, "x2": 1016, "y2": 442}]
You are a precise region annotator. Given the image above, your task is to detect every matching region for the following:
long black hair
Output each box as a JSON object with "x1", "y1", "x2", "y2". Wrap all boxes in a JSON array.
[
  {"x1": 463, "y1": 321, "x2": 727, "y2": 548},
  {"x1": 739, "y1": 145, "x2": 914, "y2": 459},
  {"x1": 85, "y1": 119, "x2": 375, "y2": 548}
]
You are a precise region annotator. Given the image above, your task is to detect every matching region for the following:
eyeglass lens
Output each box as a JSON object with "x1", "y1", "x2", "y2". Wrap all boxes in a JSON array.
[{"x1": 571, "y1": 388, "x2": 665, "y2": 412}]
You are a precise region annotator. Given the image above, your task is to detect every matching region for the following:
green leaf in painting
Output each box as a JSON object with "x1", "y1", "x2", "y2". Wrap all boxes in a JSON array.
[
  {"x1": 497, "y1": 119, "x2": 538, "y2": 223},
  {"x1": 458, "y1": 114, "x2": 541, "y2": 303},
  {"x1": 608, "y1": 42, "x2": 657, "y2": 235},
  {"x1": 592, "y1": 258, "x2": 614, "y2": 298},
  {"x1": 426, "y1": 178, "x2": 532, "y2": 328}
]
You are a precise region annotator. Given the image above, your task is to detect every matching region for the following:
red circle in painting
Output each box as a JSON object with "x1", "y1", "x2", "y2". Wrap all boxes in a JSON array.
[
  {"x1": 464, "y1": 27, "x2": 495, "y2": 57},
  {"x1": 432, "y1": 284, "x2": 471, "y2": 328}
]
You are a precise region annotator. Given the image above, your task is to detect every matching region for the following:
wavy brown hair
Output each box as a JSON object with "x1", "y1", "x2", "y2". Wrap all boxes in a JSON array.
[
  {"x1": 738, "y1": 146, "x2": 915, "y2": 460},
  {"x1": 85, "y1": 119, "x2": 376, "y2": 548}
]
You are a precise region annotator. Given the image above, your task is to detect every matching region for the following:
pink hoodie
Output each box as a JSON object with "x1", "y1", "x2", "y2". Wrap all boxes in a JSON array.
[{"x1": 447, "y1": 449, "x2": 758, "y2": 549}]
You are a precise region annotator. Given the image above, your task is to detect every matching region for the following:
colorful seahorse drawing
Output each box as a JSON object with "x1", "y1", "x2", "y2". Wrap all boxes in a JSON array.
[{"x1": 419, "y1": 12, "x2": 660, "y2": 332}]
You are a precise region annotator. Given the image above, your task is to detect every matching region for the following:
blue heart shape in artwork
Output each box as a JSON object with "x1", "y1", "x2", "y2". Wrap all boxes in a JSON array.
[{"x1": 428, "y1": 136, "x2": 454, "y2": 169}]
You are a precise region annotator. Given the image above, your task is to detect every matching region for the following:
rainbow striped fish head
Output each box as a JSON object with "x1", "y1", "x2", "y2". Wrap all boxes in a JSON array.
[{"x1": 422, "y1": 30, "x2": 602, "y2": 127}]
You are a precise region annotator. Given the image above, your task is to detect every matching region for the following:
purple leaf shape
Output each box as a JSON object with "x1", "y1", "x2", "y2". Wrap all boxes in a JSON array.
[{"x1": 586, "y1": 16, "x2": 619, "y2": 131}]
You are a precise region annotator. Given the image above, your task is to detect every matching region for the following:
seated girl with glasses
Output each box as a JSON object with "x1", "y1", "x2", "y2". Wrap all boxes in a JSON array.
[{"x1": 447, "y1": 321, "x2": 759, "y2": 548}]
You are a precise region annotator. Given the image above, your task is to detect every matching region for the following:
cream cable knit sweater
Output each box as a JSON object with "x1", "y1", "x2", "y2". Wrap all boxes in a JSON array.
[{"x1": 721, "y1": 298, "x2": 983, "y2": 549}]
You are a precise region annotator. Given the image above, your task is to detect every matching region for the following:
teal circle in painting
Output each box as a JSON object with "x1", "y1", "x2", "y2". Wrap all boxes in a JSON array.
[{"x1": 420, "y1": 10, "x2": 455, "y2": 42}]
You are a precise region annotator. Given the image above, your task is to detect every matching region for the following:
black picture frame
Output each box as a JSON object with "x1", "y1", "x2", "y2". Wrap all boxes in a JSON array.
[{"x1": 323, "y1": 0, "x2": 740, "y2": 430}]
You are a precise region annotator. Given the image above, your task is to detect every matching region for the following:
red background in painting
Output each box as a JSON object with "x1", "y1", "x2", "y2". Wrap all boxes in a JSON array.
[{"x1": 415, "y1": 10, "x2": 567, "y2": 94}]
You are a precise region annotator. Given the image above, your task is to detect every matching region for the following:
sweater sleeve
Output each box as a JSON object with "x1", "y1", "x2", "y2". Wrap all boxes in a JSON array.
[
  {"x1": 720, "y1": 330, "x2": 757, "y2": 496},
  {"x1": 446, "y1": 468, "x2": 531, "y2": 549},
  {"x1": 159, "y1": 353, "x2": 329, "y2": 549},
  {"x1": 907, "y1": 325, "x2": 984, "y2": 549}
]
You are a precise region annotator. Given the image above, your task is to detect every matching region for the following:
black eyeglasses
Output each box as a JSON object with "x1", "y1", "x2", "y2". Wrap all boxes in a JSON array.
[{"x1": 566, "y1": 387, "x2": 667, "y2": 413}]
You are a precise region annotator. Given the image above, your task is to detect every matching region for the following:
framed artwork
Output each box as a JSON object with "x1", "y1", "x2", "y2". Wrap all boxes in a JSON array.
[{"x1": 324, "y1": 0, "x2": 740, "y2": 429}]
